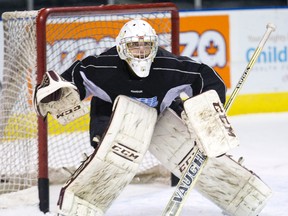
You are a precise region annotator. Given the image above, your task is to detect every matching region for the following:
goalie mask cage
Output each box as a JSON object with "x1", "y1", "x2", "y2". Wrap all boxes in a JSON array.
[{"x1": 0, "y1": 2, "x2": 179, "y2": 213}]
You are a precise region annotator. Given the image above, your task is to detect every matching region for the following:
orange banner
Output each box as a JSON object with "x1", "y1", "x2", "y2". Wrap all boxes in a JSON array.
[
  {"x1": 180, "y1": 15, "x2": 230, "y2": 87},
  {"x1": 46, "y1": 16, "x2": 230, "y2": 87}
]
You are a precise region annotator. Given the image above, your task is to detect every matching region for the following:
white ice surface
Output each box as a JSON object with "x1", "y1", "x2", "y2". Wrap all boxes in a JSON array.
[{"x1": 0, "y1": 112, "x2": 287, "y2": 216}]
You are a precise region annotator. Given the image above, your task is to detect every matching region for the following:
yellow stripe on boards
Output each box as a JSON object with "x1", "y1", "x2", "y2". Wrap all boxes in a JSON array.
[
  {"x1": 0, "y1": 112, "x2": 90, "y2": 140},
  {"x1": 227, "y1": 92, "x2": 288, "y2": 116},
  {"x1": 47, "y1": 113, "x2": 90, "y2": 134}
]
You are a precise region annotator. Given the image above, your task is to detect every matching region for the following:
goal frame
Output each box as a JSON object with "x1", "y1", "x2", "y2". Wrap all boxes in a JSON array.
[{"x1": 35, "y1": 3, "x2": 179, "y2": 212}]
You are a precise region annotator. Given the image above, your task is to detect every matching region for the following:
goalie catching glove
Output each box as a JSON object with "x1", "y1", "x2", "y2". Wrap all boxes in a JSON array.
[{"x1": 33, "y1": 70, "x2": 88, "y2": 125}]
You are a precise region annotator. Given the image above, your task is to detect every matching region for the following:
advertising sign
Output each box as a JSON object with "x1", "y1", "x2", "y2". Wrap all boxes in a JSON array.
[{"x1": 0, "y1": 7, "x2": 287, "y2": 114}]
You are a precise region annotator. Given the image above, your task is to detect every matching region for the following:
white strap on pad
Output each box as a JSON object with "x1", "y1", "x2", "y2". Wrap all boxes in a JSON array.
[
  {"x1": 183, "y1": 90, "x2": 239, "y2": 157},
  {"x1": 57, "y1": 95, "x2": 157, "y2": 215}
]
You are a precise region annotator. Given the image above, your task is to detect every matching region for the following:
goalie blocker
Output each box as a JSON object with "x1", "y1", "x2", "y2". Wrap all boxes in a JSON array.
[{"x1": 149, "y1": 90, "x2": 272, "y2": 216}]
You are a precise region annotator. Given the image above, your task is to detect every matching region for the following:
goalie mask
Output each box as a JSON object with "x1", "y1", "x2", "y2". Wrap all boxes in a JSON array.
[{"x1": 116, "y1": 19, "x2": 158, "y2": 78}]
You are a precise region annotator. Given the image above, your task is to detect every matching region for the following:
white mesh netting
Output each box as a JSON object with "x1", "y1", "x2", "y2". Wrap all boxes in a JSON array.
[{"x1": 0, "y1": 6, "x2": 176, "y2": 196}]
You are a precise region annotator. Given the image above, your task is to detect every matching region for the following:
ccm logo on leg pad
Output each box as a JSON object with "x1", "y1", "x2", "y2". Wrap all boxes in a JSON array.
[{"x1": 112, "y1": 143, "x2": 140, "y2": 161}]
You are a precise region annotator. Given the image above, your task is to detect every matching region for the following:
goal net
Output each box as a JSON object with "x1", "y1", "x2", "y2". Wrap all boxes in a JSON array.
[{"x1": 0, "y1": 2, "x2": 179, "y2": 212}]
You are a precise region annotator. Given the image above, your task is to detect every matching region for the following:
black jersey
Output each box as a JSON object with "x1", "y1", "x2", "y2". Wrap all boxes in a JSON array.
[{"x1": 61, "y1": 46, "x2": 226, "y2": 114}]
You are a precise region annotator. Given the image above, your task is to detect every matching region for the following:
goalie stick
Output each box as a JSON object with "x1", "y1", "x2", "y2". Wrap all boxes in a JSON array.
[{"x1": 162, "y1": 23, "x2": 276, "y2": 216}]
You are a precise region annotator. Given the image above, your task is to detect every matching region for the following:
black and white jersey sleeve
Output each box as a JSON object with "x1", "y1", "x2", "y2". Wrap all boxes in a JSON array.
[{"x1": 61, "y1": 46, "x2": 226, "y2": 114}]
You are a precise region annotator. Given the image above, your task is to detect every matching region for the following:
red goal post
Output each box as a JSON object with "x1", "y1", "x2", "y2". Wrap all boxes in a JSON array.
[{"x1": 0, "y1": 2, "x2": 179, "y2": 213}]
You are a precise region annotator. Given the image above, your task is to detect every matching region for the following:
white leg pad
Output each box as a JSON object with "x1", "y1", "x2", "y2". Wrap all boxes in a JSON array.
[
  {"x1": 197, "y1": 156, "x2": 272, "y2": 216},
  {"x1": 57, "y1": 95, "x2": 157, "y2": 215},
  {"x1": 149, "y1": 108, "x2": 272, "y2": 216},
  {"x1": 149, "y1": 108, "x2": 197, "y2": 177},
  {"x1": 183, "y1": 90, "x2": 239, "y2": 157}
]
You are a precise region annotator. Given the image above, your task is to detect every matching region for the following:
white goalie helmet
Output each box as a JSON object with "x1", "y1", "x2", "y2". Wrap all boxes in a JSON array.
[{"x1": 116, "y1": 19, "x2": 158, "y2": 78}]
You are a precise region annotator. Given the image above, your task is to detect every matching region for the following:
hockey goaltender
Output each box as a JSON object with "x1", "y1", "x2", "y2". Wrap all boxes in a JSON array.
[{"x1": 33, "y1": 19, "x2": 272, "y2": 215}]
